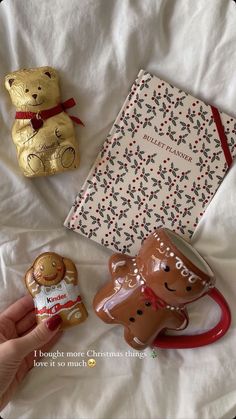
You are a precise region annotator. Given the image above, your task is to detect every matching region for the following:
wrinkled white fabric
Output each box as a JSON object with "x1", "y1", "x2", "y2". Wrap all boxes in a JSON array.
[{"x1": 0, "y1": 0, "x2": 236, "y2": 418}]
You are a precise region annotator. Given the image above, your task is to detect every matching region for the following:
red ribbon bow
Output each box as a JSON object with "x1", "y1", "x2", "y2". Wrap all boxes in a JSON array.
[
  {"x1": 141, "y1": 285, "x2": 166, "y2": 310},
  {"x1": 15, "y1": 97, "x2": 84, "y2": 130}
]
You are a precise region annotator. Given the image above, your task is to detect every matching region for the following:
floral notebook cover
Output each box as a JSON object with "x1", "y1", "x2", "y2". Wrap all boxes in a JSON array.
[{"x1": 64, "y1": 70, "x2": 236, "y2": 254}]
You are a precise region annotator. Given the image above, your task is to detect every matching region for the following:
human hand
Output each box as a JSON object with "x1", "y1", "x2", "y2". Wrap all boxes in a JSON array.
[{"x1": 0, "y1": 295, "x2": 63, "y2": 411}]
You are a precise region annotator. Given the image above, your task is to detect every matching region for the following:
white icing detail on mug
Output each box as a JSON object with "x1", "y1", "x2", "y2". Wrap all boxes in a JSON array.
[
  {"x1": 133, "y1": 337, "x2": 146, "y2": 346},
  {"x1": 181, "y1": 268, "x2": 189, "y2": 277},
  {"x1": 176, "y1": 315, "x2": 188, "y2": 330},
  {"x1": 104, "y1": 308, "x2": 115, "y2": 320},
  {"x1": 124, "y1": 276, "x2": 137, "y2": 288},
  {"x1": 175, "y1": 257, "x2": 183, "y2": 270},
  {"x1": 112, "y1": 260, "x2": 126, "y2": 272},
  {"x1": 188, "y1": 274, "x2": 198, "y2": 283},
  {"x1": 156, "y1": 246, "x2": 166, "y2": 254}
]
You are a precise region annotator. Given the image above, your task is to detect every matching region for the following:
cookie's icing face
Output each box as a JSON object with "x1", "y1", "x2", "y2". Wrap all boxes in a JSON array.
[
  {"x1": 5, "y1": 67, "x2": 60, "y2": 111},
  {"x1": 33, "y1": 253, "x2": 65, "y2": 286},
  {"x1": 136, "y1": 231, "x2": 214, "y2": 306}
]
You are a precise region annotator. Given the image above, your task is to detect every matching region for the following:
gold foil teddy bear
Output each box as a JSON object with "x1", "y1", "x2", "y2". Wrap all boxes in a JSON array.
[{"x1": 5, "y1": 66, "x2": 83, "y2": 177}]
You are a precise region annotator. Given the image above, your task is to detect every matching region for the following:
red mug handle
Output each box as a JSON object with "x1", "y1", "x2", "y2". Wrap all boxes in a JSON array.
[{"x1": 153, "y1": 288, "x2": 231, "y2": 349}]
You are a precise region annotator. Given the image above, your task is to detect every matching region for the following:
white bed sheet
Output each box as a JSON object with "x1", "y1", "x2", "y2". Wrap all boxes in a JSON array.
[{"x1": 0, "y1": 0, "x2": 236, "y2": 418}]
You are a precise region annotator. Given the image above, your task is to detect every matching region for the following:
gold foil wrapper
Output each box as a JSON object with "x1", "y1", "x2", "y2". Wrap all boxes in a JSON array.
[{"x1": 5, "y1": 66, "x2": 79, "y2": 177}]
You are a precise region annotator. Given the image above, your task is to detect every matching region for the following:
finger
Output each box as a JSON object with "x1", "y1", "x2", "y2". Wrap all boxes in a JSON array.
[
  {"x1": 8, "y1": 315, "x2": 63, "y2": 359},
  {"x1": 0, "y1": 329, "x2": 63, "y2": 410},
  {"x1": 16, "y1": 310, "x2": 36, "y2": 336},
  {"x1": 38, "y1": 330, "x2": 63, "y2": 354},
  {"x1": 0, "y1": 295, "x2": 34, "y2": 323},
  {"x1": 16, "y1": 331, "x2": 63, "y2": 381}
]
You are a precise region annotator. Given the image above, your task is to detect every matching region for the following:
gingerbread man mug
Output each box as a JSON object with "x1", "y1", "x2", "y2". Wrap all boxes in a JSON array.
[{"x1": 93, "y1": 228, "x2": 231, "y2": 350}]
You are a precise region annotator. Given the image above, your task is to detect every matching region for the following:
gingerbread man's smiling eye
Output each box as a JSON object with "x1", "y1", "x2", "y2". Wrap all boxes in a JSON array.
[
  {"x1": 161, "y1": 262, "x2": 170, "y2": 272},
  {"x1": 186, "y1": 286, "x2": 192, "y2": 291},
  {"x1": 25, "y1": 88, "x2": 29, "y2": 93}
]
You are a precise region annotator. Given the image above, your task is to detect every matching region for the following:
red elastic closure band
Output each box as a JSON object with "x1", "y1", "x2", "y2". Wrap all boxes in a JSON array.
[
  {"x1": 211, "y1": 106, "x2": 233, "y2": 168},
  {"x1": 153, "y1": 287, "x2": 231, "y2": 349}
]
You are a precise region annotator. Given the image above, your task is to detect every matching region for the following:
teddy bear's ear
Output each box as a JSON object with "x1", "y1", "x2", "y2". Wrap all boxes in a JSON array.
[
  {"x1": 43, "y1": 68, "x2": 57, "y2": 80},
  {"x1": 5, "y1": 75, "x2": 16, "y2": 91}
]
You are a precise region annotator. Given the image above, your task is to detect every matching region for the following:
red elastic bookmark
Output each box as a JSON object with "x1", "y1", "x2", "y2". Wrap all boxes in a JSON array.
[{"x1": 211, "y1": 106, "x2": 233, "y2": 168}]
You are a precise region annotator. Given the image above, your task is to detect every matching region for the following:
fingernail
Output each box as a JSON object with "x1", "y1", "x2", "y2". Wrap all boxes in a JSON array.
[{"x1": 46, "y1": 315, "x2": 62, "y2": 331}]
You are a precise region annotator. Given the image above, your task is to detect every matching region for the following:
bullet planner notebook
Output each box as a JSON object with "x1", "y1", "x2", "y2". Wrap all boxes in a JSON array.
[{"x1": 65, "y1": 70, "x2": 236, "y2": 254}]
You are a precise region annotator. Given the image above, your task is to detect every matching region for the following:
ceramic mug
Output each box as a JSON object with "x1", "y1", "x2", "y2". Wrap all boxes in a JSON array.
[{"x1": 93, "y1": 228, "x2": 231, "y2": 350}]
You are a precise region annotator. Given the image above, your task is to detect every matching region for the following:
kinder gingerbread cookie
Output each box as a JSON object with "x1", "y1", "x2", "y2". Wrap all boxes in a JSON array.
[
  {"x1": 5, "y1": 66, "x2": 83, "y2": 177},
  {"x1": 93, "y1": 228, "x2": 231, "y2": 350},
  {"x1": 25, "y1": 252, "x2": 87, "y2": 328}
]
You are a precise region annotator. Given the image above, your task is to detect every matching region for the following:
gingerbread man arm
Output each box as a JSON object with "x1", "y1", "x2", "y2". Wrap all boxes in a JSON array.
[
  {"x1": 25, "y1": 268, "x2": 41, "y2": 297},
  {"x1": 63, "y1": 257, "x2": 78, "y2": 286},
  {"x1": 109, "y1": 253, "x2": 135, "y2": 284}
]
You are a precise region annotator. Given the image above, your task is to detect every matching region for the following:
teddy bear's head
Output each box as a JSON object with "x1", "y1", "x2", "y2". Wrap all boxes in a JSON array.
[
  {"x1": 33, "y1": 252, "x2": 65, "y2": 286},
  {"x1": 136, "y1": 228, "x2": 215, "y2": 306},
  {"x1": 5, "y1": 66, "x2": 60, "y2": 111}
]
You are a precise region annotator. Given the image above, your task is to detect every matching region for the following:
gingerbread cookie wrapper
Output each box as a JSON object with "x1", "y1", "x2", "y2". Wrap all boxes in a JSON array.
[
  {"x1": 25, "y1": 252, "x2": 88, "y2": 329},
  {"x1": 5, "y1": 66, "x2": 83, "y2": 177}
]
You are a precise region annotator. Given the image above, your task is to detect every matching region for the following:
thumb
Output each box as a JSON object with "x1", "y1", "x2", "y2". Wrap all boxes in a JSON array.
[{"x1": 12, "y1": 315, "x2": 62, "y2": 359}]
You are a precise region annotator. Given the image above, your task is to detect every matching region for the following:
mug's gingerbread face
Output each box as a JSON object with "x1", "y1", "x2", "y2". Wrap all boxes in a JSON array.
[
  {"x1": 136, "y1": 231, "x2": 212, "y2": 305},
  {"x1": 33, "y1": 253, "x2": 65, "y2": 286}
]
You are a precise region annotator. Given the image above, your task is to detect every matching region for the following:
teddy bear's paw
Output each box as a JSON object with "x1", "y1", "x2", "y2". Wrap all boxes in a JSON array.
[
  {"x1": 55, "y1": 128, "x2": 64, "y2": 144},
  {"x1": 61, "y1": 146, "x2": 75, "y2": 168},
  {"x1": 27, "y1": 154, "x2": 45, "y2": 174}
]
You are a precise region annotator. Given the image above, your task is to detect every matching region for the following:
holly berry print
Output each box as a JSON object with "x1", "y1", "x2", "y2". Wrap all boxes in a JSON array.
[{"x1": 65, "y1": 70, "x2": 236, "y2": 254}]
